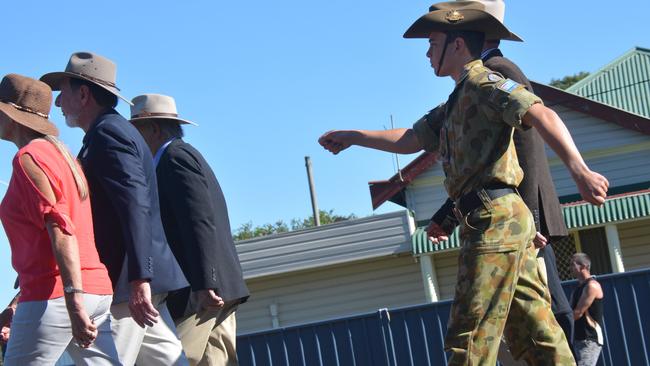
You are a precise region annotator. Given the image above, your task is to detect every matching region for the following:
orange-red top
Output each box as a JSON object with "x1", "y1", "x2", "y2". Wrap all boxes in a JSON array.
[{"x1": 0, "y1": 139, "x2": 112, "y2": 302}]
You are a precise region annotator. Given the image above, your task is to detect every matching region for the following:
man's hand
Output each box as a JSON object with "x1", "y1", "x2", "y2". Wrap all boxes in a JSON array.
[
  {"x1": 426, "y1": 221, "x2": 449, "y2": 244},
  {"x1": 318, "y1": 130, "x2": 355, "y2": 155},
  {"x1": 574, "y1": 169, "x2": 609, "y2": 206},
  {"x1": 0, "y1": 306, "x2": 14, "y2": 344},
  {"x1": 0, "y1": 306, "x2": 15, "y2": 328},
  {"x1": 1, "y1": 326, "x2": 9, "y2": 344},
  {"x1": 129, "y1": 279, "x2": 159, "y2": 328},
  {"x1": 197, "y1": 289, "x2": 224, "y2": 311},
  {"x1": 533, "y1": 232, "x2": 548, "y2": 249},
  {"x1": 66, "y1": 297, "x2": 98, "y2": 348}
]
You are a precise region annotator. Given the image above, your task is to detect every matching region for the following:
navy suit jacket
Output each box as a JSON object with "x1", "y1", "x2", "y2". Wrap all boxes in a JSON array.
[
  {"x1": 157, "y1": 139, "x2": 249, "y2": 318},
  {"x1": 78, "y1": 110, "x2": 188, "y2": 303}
]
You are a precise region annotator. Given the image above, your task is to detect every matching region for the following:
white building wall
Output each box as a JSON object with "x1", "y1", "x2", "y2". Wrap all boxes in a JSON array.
[
  {"x1": 237, "y1": 255, "x2": 426, "y2": 335},
  {"x1": 432, "y1": 250, "x2": 459, "y2": 301},
  {"x1": 544, "y1": 106, "x2": 649, "y2": 158},
  {"x1": 405, "y1": 165, "x2": 448, "y2": 223},
  {"x1": 618, "y1": 218, "x2": 650, "y2": 271},
  {"x1": 549, "y1": 149, "x2": 650, "y2": 197}
]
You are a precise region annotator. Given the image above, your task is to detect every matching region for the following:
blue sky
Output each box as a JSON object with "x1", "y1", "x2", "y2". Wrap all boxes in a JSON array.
[{"x1": 1, "y1": 0, "x2": 649, "y2": 306}]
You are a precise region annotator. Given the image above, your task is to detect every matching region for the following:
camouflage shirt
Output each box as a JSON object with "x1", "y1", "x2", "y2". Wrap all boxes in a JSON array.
[{"x1": 413, "y1": 60, "x2": 542, "y2": 199}]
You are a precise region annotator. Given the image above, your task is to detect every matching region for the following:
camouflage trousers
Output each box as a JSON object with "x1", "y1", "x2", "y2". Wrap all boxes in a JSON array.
[{"x1": 445, "y1": 193, "x2": 575, "y2": 366}]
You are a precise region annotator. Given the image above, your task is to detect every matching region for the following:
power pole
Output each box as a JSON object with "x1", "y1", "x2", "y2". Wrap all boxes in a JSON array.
[{"x1": 304, "y1": 156, "x2": 321, "y2": 226}]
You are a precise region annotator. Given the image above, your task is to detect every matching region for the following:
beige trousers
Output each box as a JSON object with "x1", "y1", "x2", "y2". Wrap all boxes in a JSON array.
[{"x1": 175, "y1": 299, "x2": 239, "y2": 366}]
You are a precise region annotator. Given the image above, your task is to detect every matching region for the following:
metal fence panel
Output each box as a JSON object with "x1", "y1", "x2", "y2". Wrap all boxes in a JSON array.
[{"x1": 238, "y1": 268, "x2": 650, "y2": 366}]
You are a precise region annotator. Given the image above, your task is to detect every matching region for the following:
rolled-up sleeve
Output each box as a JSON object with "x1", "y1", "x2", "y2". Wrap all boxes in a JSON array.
[{"x1": 412, "y1": 104, "x2": 446, "y2": 153}]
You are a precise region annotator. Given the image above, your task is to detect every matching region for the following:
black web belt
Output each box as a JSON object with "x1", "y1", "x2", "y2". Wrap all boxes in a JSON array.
[{"x1": 456, "y1": 186, "x2": 517, "y2": 216}]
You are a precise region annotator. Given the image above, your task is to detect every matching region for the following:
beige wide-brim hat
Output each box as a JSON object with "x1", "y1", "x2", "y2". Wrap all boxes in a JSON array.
[
  {"x1": 40, "y1": 52, "x2": 132, "y2": 105},
  {"x1": 129, "y1": 94, "x2": 197, "y2": 126},
  {"x1": 0, "y1": 74, "x2": 58, "y2": 136},
  {"x1": 427, "y1": 1, "x2": 523, "y2": 41},
  {"x1": 404, "y1": 6, "x2": 520, "y2": 41}
]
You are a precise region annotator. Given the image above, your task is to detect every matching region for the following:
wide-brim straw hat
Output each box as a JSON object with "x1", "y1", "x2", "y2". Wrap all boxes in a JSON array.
[
  {"x1": 427, "y1": 1, "x2": 523, "y2": 41},
  {"x1": 404, "y1": 6, "x2": 520, "y2": 41},
  {"x1": 129, "y1": 94, "x2": 197, "y2": 126},
  {"x1": 40, "y1": 52, "x2": 132, "y2": 105},
  {"x1": 0, "y1": 74, "x2": 58, "y2": 136}
]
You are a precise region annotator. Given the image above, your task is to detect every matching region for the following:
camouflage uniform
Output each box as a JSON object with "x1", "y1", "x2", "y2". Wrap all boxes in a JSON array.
[{"x1": 413, "y1": 59, "x2": 575, "y2": 365}]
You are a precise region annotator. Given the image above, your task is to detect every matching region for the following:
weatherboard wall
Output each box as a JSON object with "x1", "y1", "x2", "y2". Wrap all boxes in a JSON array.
[{"x1": 236, "y1": 255, "x2": 426, "y2": 334}]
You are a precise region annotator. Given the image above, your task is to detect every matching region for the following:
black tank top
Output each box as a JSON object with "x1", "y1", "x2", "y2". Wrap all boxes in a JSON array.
[{"x1": 571, "y1": 278, "x2": 604, "y2": 342}]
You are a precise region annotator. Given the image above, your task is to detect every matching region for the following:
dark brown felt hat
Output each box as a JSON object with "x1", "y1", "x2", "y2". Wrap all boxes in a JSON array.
[
  {"x1": 427, "y1": 1, "x2": 523, "y2": 41},
  {"x1": 403, "y1": 6, "x2": 519, "y2": 41},
  {"x1": 40, "y1": 52, "x2": 132, "y2": 105},
  {"x1": 0, "y1": 74, "x2": 58, "y2": 136}
]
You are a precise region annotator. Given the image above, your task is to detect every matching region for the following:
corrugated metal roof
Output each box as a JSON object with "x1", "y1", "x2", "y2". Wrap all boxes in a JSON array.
[
  {"x1": 567, "y1": 47, "x2": 650, "y2": 118},
  {"x1": 412, "y1": 226, "x2": 460, "y2": 255},
  {"x1": 562, "y1": 190, "x2": 650, "y2": 229},
  {"x1": 412, "y1": 190, "x2": 650, "y2": 255},
  {"x1": 236, "y1": 210, "x2": 414, "y2": 279}
]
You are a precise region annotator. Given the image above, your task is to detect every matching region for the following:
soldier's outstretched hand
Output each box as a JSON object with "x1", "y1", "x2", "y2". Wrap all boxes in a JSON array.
[
  {"x1": 319, "y1": 130, "x2": 354, "y2": 154},
  {"x1": 575, "y1": 169, "x2": 609, "y2": 205}
]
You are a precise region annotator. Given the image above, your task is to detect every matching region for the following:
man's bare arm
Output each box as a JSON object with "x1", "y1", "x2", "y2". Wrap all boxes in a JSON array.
[
  {"x1": 318, "y1": 128, "x2": 423, "y2": 155},
  {"x1": 573, "y1": 280, "x2": 603, "y2": 320},
  {"x1": 523, "y1": 104, "x2": 609, "y2": 205}
]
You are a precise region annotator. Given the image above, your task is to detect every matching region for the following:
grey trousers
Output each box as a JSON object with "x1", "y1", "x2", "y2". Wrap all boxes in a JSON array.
[
  {"x1": 4, "y1": 294, "x2": 119, "y2": 365},
  {"x1": 574, "y1": 339, "x2": 602, "y2": 366}
]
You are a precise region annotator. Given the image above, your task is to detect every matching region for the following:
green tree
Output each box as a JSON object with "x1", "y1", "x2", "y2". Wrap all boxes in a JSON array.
[
  {"x1": 233, "y1": 210, "x2": 357, "y2": 241},
  {"x1": 232, "y1": 220, "x2": 289, "y2": 241},
  {"x1": 549, "y1": 71, "x2": 590, "y2": 90},
  {"x1": 290, "y1": 209, "x2": 356, "y2": 230}
]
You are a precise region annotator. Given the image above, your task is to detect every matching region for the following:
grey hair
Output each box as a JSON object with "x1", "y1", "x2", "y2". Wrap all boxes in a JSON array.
[
  {"x1": 140, "y1": 118, "x2": 183, "y2": 139},
  {"x1": 572, "y1": 252, "x2": 592, "y2": 271},
  {"x1": 157, "y1": 119, "x2": 184, "y2": 139}
]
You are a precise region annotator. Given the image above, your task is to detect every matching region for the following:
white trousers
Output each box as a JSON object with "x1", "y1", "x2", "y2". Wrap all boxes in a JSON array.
[
  {"x1": 4, "y1": 294, "x2": 120, "y2": 366},
  {"x1": 111, "y1": 293, "x2": 188, "y2": 365}
]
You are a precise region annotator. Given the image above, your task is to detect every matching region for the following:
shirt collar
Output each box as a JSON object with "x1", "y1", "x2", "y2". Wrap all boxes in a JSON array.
[
  {"x1": 480, "y1": 48, "x2": 499, "y2": 61},
  {"x1": 153, "y1": 138, "x2": 177, "y2": 167}
]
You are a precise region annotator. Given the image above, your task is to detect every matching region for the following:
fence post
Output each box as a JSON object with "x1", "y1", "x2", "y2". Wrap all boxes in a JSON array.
[{"x1": 378, "y1": 308, "x2": 397, "y2": 366}]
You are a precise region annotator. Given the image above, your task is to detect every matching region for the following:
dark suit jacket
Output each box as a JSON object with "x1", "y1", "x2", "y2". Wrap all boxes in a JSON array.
[
  {"x1": 78, "y1": 110, "x2": 189, "y2": 303},
  {"x1": 156, "y1": 139, "x2": 249, "y2": 319},
  {"x1": 483, "y1": 48, "x2": 568, "y2": 238}
]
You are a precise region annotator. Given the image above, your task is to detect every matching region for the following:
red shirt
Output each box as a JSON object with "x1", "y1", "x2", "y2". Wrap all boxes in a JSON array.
[{"x1": 0, "y1": 139, "x2": 112, "y2": 302}]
